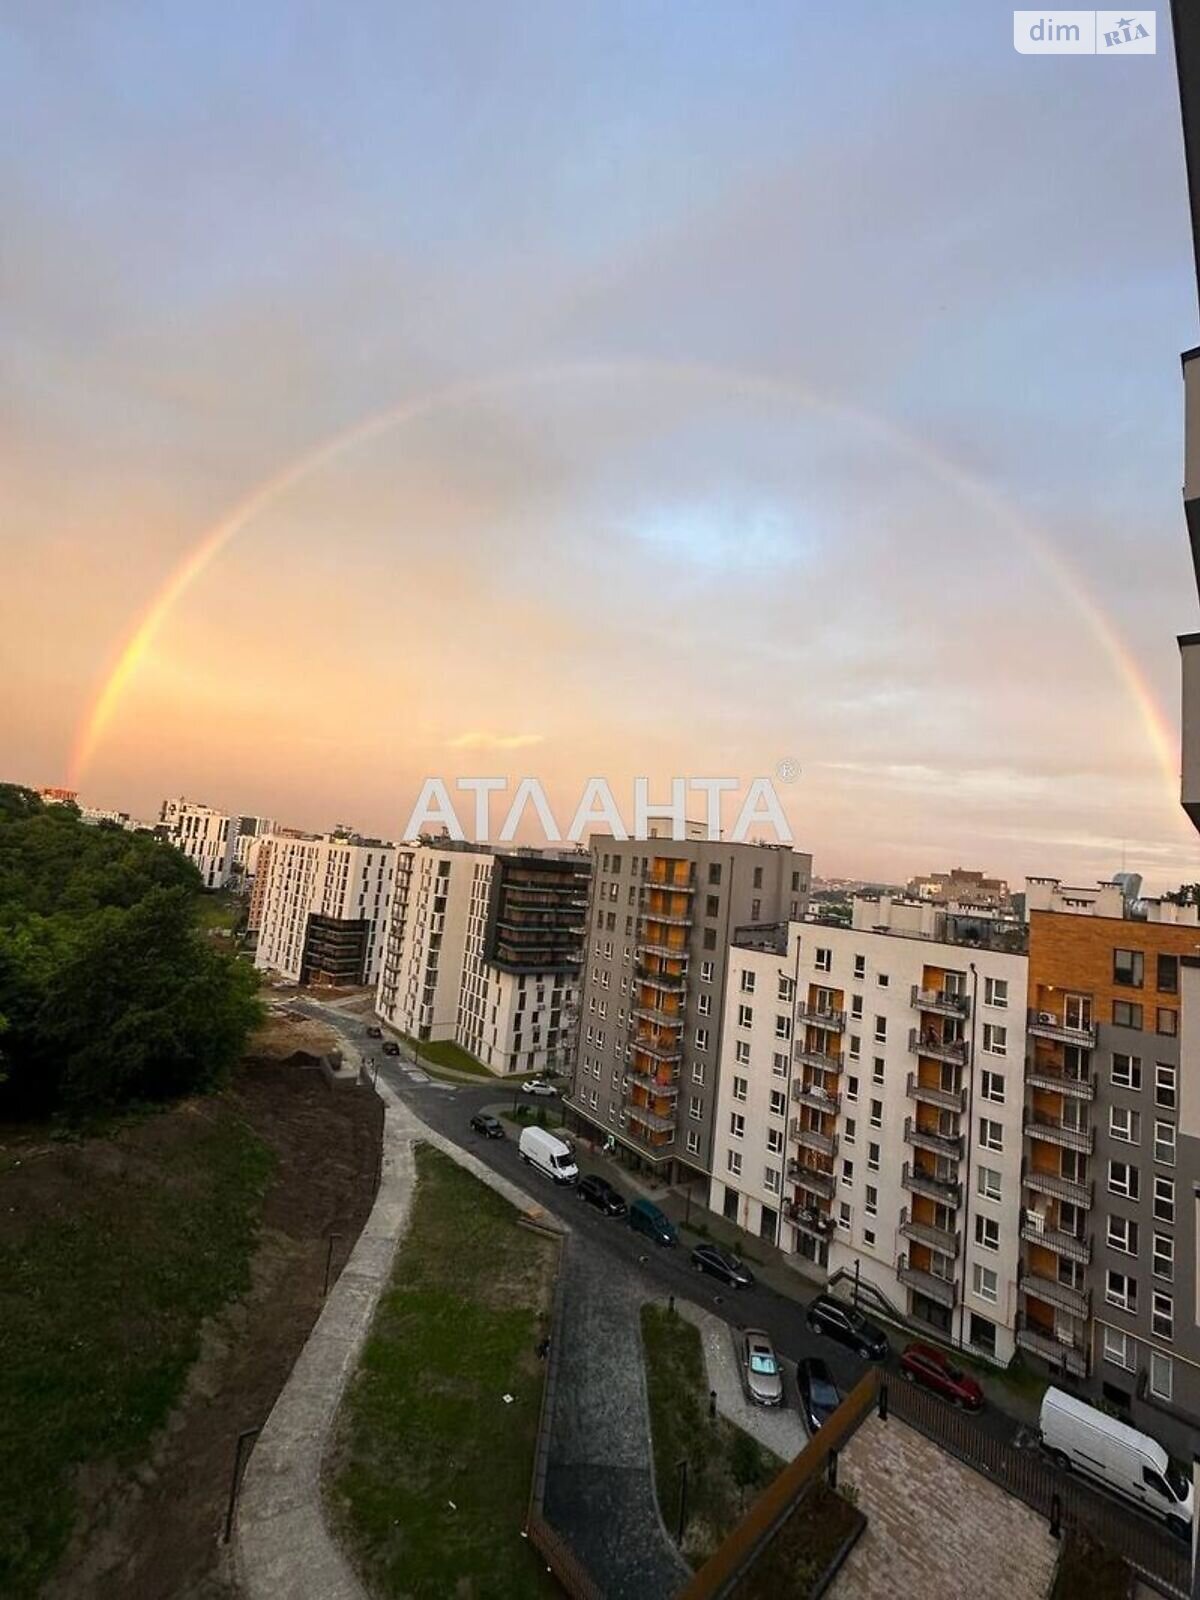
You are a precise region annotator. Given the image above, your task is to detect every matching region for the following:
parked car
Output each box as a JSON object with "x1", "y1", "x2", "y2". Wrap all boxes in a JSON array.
[
  {"x1": 796, "y1": 1357, "x2": 841, "y2": 1434},
  {"x1": 740, "y1": 1329, "x2": 784, "y2": 1407},
  {"x1": 628, "y1": 1197, "x2": 678, "y2": 1246},
  {"x1": 522, "y1": 1079, "x2": 558, "y2": 1098},
  {"x1": 1040, "y1": 1387, "x2": 1193, "y2": 1537},
  {"x1": 899, "y1": 1343, "x2": 983, "y2": 1410},
  {"x1": 690, "y1": 1243, "x2": 754, "y2": 1288},
  {"x1": 576, "y1": 1174, "x2": 627, "y2": 1215},
  {"x1": 805, "y1": 1294, "x2": 889, "y2": 1360},
  {"x1": 470, "y1": 1112, "x2": 505, "y2": 1139},
  {"x1": 381, "y1": 1040, "x2": 400, "y2": 1056},
  {"x1": 365, "y1": 1025, "x2": 382, "y2": 1039},
  {"x1": 518, "y1": 1125, "x2": 578, "y2": 1185}
]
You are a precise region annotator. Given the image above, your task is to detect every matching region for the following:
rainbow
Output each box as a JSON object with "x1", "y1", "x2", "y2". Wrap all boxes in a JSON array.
[{"x1": 67, "y1": 359, "x2": 1182, "y2": 822}]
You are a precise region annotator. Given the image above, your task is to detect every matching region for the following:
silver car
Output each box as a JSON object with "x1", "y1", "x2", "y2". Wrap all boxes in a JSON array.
[{"x1": 741, "y1": 1328, "x2": 784, "y2": 1407}]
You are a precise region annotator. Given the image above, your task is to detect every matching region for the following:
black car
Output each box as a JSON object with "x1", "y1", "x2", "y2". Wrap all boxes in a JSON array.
[
  {"x1": 690, "y1": 1243, "x2": 755, "y2": 1289},
  {"x1": 575, "y1": 1174, "x2": 628, "y2": 1216},
  {"x1": 470, "y1": 1112, "x2": 504, "y2": 1139},
  {"x1": 796, "y1": 1356, "x2": 841, "y2": 1434},
  {"x1": 381, "y1": 1040, "x2": 400, "y2": 1056},
  {"x1": 805, "y1": 1294, "x2": 889, "y2": 1360},
  {"x1": 365, "y1": 1025, "x2": 382, "y2": 1039}
]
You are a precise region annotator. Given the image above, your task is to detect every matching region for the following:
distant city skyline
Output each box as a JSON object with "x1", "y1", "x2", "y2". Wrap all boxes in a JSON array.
[{"x1": 5, "y1": 3, "x2": 1200, "y2": 888}]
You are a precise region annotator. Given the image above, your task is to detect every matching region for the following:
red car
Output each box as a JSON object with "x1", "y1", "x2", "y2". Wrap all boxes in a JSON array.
[{"x1": 899, "y1": 1343, "x2": 984, "y2": 1410}]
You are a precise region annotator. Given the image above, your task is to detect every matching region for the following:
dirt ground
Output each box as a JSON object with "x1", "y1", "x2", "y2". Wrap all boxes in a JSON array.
[{"x1": 41, "y1": 1017, "x2": 383, "y2": 1600}]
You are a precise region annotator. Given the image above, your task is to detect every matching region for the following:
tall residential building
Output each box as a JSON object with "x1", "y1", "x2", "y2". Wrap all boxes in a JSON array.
[
  {"x1": 565, "y1": 832, "x2": 811, "y2": 1183},
  {"x1": 1019, "y1": 908, "x2": 1200, "y2": 1455},
  {"x1": 254, "y1": 832, "x2": 395, "y2": 986},
  {"x1": 159, "y1": 797, "x2": 236, "y2": 889},
  {"x1": 232, "y1": 814, "x2": 277, "y2": 888},
  {"x1": 376, "y1": 840, "x2": 589, "y2": 1076},
  {"x1": 710, "y1": 896, "x2": 1027, "y2": 1365}
]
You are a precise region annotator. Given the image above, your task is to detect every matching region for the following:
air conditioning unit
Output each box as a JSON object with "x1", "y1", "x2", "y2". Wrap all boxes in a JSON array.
[{"x1": 1037, "y1": 1011, "x2": 1055, "y2": 1025}]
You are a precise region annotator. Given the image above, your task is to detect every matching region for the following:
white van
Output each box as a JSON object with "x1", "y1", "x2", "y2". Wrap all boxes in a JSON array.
[
  {"x1": 518, "y1": 1125, "x2": 578, "y2": 1185},
  {"x1": 1039, "y1": 1387, "x2": 1193, "y2": 1535}
]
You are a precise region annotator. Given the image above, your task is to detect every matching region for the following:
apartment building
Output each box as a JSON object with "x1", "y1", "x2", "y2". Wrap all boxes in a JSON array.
[
  {"x1": 710, "y1": 896, "x2": 1027, "y2": 1365},
  {"x1": 566, "y1": 832, "x2": 811, "y2": 1183},
  {"x1": 254, "y1": 832, "x2": 395, "y2": 986},
  {"x1": 231, "y1": 814, "x2": 277, "y2": 888},
  {"x1": 1020, "y1": 908, "x2": 1200, "y2": 1454},
  {"x1": 159, "y1": 797, "x2": 236, "y2": 889},
  {"x1": 906, "y1": 867, "x2": 1010, "y2": 909},
  {"x1": 376, "y1": 841, "x2": 588, "y2": 1075}
]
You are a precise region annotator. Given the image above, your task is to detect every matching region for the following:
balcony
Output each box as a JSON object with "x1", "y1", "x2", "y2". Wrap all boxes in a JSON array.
[
  {"x1": 908, "y1": 1027, "x2": 969, "y2": 1067},
  {"x1": 1022, "y1": 1164, "x2": 1092, "y2": 1210},
  {"x1": 1020, "y1": 1271, "x2": 1090, "y2": 1320},
  {"x1": 904, "y1": 1116, "x2": 963, "y2": 1161},
  {"x1": 627, "y1": 1104, "x2": 677, "y2": 1135},
  {"x1": 796, "y1": 1001, "x2": 846, "y2": 1031},
  {"x1": 627, "y1": 1062, "x2": 680, "y2": 1098},
  {"x1": 1015, "y1": 1319, "x2": 1088, "y2": 1378},
  {"x1": 1024, "y1": 1062, "x2": 1097, "y2": 1101},
  {"x1": 905, "y1": 1072, "x2": 965, "y2": 1114},
  {"x1": 635, "y1": 962, "x2": 687, "y2": 992},
  {"x1": 1024, "y1": 1113, "x2": 1093, "y2": 1154},
  {"x1": 788, "y1": 1160, "x2": 835, "y2": 1198},
  {"x1": 640, "y1": 907, "x2": 694, "y2": 928},
  {"x1": 911, "y1": 984, "x2": 971, "y2": 1019},
  {"x1": 901, "y1": 1162, "x2": 961, "y2": 1207},
  {"x1": 784, "y1": 1199, "x2": 834, "y2": 1239},
  {"x1": 792, "y1": 1080, "x2": 841, "y2": 1114},
  {"x1": 637, "y1": 937, "x2": 689, "y2": 962},
  {"x1": 645, "y1": 874, "x2": 695, "y2": 895},
  {"x1": 1019, "y1": 1215, "x2": 1091, "y2": 1264},
  {"x1": 1027, "y1": 1009, "x2": 1096, "y2": 1049},
  {"x1": 897, "y1": 1254, "x2": 957, "y2": 1309},
  {"x1": 794, "y1": 1043, "x2": 843, "y2": 1074},
  {"x1": 632, "y1": 1002, "x2": 684, "y2": 1029},
  {"x1": 632, "y1": 1036, "x2": 684, "y2": 1065},
  {"x1": 790, "y1": 1119, "x2": 838, "y2": 1159},
  {"x1": 898, "y1": 1207, "x2": 960, "y2": 1258}
]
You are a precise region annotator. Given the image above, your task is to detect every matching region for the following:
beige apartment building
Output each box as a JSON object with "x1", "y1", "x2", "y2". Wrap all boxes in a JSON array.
[{"x1": 253, "y1": 831, "x2": 395, "y2": 986}]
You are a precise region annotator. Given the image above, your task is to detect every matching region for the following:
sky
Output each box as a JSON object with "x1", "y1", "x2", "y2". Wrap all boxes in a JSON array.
[{"x1": 4, "y1": 1, "x2": 1200, "y2": 889}]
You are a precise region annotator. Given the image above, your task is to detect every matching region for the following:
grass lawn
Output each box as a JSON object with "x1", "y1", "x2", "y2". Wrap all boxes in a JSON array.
[
  {"x1": 193, "y1": 888, "x2": 243, "y2": 936},
  {"x1": 1050, "y1": 1533, "x2": 1130, "y2": 1600},
  {"x1": 327, "y1": 1144, "x2": 558, "y2": 1598},
  {"x1": 401, "y1": 1035, "x2": 492, "y2": 1077},
  {"x1": 0, "y1": 1100, "x2": 273, "y2": 1597},
  {"x1": 640, "y1": 1304, "x2": 782, "y2": 1568}
]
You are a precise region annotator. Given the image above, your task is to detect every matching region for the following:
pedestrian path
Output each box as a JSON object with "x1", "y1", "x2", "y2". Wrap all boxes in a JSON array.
[{"x1": 674, "y1": 1298, "x2": 808, "y2": 1460}]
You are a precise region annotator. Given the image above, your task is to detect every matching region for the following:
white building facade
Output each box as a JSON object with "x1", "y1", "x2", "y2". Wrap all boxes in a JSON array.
[
  {"x1": 709, "y1": 899, "x2": 1028, "y2": 1366},
  {"x1": 254, "y1": 833, "x2": 395, "y2": 986},
  {"x1": 159, "y1": 797, "x2": 236, "y2": 889}
]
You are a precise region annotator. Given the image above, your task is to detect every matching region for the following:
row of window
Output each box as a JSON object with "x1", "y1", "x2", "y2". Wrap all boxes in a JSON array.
[{"x1": 1103, "y1": 1330, "x2": 1176, "y2": 1401}]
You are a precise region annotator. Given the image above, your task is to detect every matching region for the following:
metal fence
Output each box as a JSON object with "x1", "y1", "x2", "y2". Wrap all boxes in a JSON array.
[{"x1": 885, "y1": 1377, "x2": 1190, "y2": 1599}]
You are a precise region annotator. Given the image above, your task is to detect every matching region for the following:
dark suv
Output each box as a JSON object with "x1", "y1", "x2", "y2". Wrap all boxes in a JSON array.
[
  {"x1": 576, "y1": 1174, "x2": 627, "y2": 1216},
  {"x1": 805, "y1": 1294, "x2": 889, "y2": 1360}
]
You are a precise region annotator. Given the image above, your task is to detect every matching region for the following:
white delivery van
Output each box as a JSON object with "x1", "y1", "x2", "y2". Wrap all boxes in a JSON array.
[
  {"x1": 1040, "y1": 1387, "x2": 1193, "y2": 1536},
  {"x1": 518, "y1": 1125, "x2": 578, "y2": 1185}
]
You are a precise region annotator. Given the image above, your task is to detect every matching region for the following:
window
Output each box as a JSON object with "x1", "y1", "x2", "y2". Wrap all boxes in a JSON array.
[
  {"x1": 695, "y1": 1027, "x2": 709, "y2": 1051},
  {"x1": 1155, "y1": 1063, "x2": 1177, "y2": 1110},
  {"x1": 734, "y1": 1040, "x2": 750, "y2": 1066},
  {"x1": 1111, "y1": 1053, "x2": 1142, "y2": 1090},
  {"x1": 1154, "y1": 1121, "x2": 1176, "y2": 1166},
  {"x1": 698, "y1": 992, "x2": 712, "y2": 1017},
  {"x1": 867, "y1": 1141, "x2": 880, "y2": 1171},
  {"x1": 1157, "y1": 1008, "x2": 1178, "y2": 1037},
  {"x1": 732, "y1": 1077, "x2": 748, "y2": 1103},
  {"x1": 877, "y1": 973, "x2": 889, "y2": 989},
  {"x1": 737, "y1": 1003, "x2": 754, "y2": 1029},
  {"x1": 844, "y1": 1117, "x2": 856, "y2": 1144},
  {"x1": 777, "y1": 975, "x2": 794, "y2": 1003},
  {"x1": 1153, "y1": 1234, "x2": 1174, "y2": 1281},
  {"x1": 979, "y1": 1118, "x2": 1003, "y2": 1152},
  {"x1": 1157, "y1": 954, "x2": 1179, "y2": 994},
  {"x1": 740, "y1": 969, "x2": 756, "y2": 994},
  {"x1": 1153, "y1": 1175, "x2": 1175, "y2": 1224},
  {"x1": 869, "y1": 1098, "x2": 883, "y2": 1128},
  {"x1": 1108, "y1": 1161, "x2": 1140, "y2": 1200},
  {"x1": 766, "y1": 1126, "x2": 784, "y2": 1154},
  {"x1": 1109, "y1": 1106, "x2": 1140, "y2": 1145},
  {"x1": 846, "y1": 1075, "x2": 859, "y2": 1101},
  {"x1": 705, "y1": 894, "x2": 720, "y2": 918},
  {"x1": 689, "y1": 1096, "x2": 703, "y2": 1121},
  {"x1": 977, "y1": 1166, "x2": 1002, "y2": 1203},
  {"x1": 873, "y1": 1016, "x2": 887, "y2": 1043},
  {"x1": 703, "y1": 928, "x2": 717, "y2": 951},
  {"x1": 1113, "y1": 1000, "x2": 1143, "y2": 1029},
  {"x1": 764, "y1": 1165, "x2": 780, "y2": 1194},
  {"x1": 1150, "y1": 1351, "x2": 1174, "y2": 1402},
  {"x1": 853, "y1": 954, "x2": 866, "y2": 978},
  {"x1": 708, "y1": 863, "x2": 722, "y2": 886},
  {"x1": 984, "y1": 976, "x2": 1008, "y2": 1008},
  {"x1": 815, "y1": 947, "x2": 832, "y2": 973},
  {"x1": 764, "y1": 1089, "x2": 783, "y2": 1119},
  {"x1": 974, "y1": 1215, "x2": 1000, "y2": 1252},
  {"x1": 1103, "y1": 1327, "x2": 1133, "y2": 1369},
  {"x1": 727, "y1": 1150, "x2": 743, "y2": 1177},
  {"x1": 981, "y1": 1070, "x2": 1005, "y2": 1103},
  {"x1": 837, "y1": 1202, "x2": 851, "y2": 1231},
  {"x1": 841, "y1": 1158, "x2": 854, "y2": 1187},
  {"x1": 863, "y1": 1227, "x2": 877, "y2": 1247},
  {"x1": 691, "y1": 1062, "x2": 705, "y2": 1085},
  {"x1": 1113, "y1": 948, "x2": 1144, "y2": 988},
  {"x1": 851, "y1": 994, "x2": 864, "y2": 1020},
  {"x1": 1106, "y1": 1271, "x2": 1137, "y2": 1313},
  {"x1": 1107, "y1": 1216, "x2": 1138, "y2": 1255},
  {"x1": 865, "y1": 1184, "x2": 878, "y2": 1216},
  {"x1": 848, "y1": 1034, "x2": 861, "y2": 1061},
  {"x1": 972, "y1": 1264, "x2": 998, "y2": 1303},
  {"x1": 1152, "y1": 1291, "x2": 1174, "y2": 1341},
  {"x1": 775, "y1": 1013, "x2": 791, "y2": 1040},
  {"x1": 982, "y1": 1024, "x2": 1007, "y2": 1056},
  {"x1": 772, "y1": 1051, "x2": 788, "y2": 1077},
  {"x1": 730, "y1": 1112, "x2": 745, "y2": 1139},
  {"x1": 700, "y1": 960, "x2": 714, "y2": 983},
  {"x1": 872, "y1": 1057, "x2": 885, "y2": 1085}
]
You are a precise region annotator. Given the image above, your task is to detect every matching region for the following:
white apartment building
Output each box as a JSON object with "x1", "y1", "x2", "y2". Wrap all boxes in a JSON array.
[
  {"x1": 159, "y1": 797, "x2": 236, "y2": 889},
  {"x1": 232, "y1": 815, "x2": 277, "y2": 887},
  {"x1": 254, "y1": 832, "x2": 395, "y2": 986},
  {"x1": 376, "y1": 840, "x2": 588, "y2": 1076},
  {"x1": 709, "y1": 897, "x2": 1028, "y2": 1366}
]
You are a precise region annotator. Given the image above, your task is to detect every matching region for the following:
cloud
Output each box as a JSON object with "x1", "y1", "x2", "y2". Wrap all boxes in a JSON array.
[{"x1": 445, "y1": 731, "x2": 546, "y2": 750}]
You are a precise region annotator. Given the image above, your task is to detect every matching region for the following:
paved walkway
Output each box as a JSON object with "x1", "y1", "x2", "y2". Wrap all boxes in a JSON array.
[
  {"x1": 675, "y1": 1298, "x2": 808, "y2": 1460},
  {"x1": 233, "y1": 1032, "x2": 563, "y2": 1600}
]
